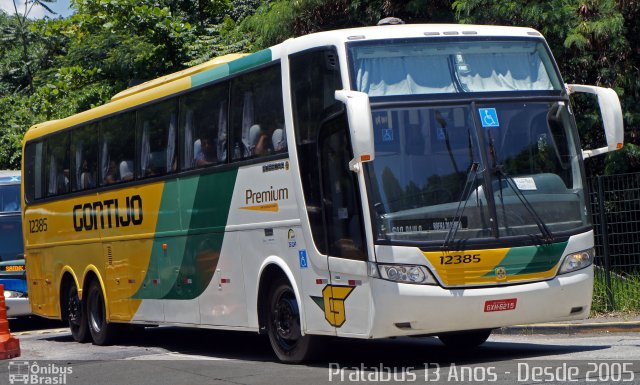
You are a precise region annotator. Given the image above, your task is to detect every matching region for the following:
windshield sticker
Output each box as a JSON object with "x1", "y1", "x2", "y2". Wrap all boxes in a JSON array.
[
  {"x1": 513, "y1": 177, "x2": 537, "y2": 191},
  {"x1": 478, "y1": 108, "x2": 499, "y2": 128},
  {"x1": 391, "y1": 217, "x2": 468, "y2": 233},
  {"x1": 374, "y1": 111, "x2": 394, "y2": 142},
  {"x1": 382, "y1": 128, "x2": 394, "y2": 142}
]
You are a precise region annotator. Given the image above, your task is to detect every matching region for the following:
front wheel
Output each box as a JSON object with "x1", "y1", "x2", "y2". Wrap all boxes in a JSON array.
[
  {"x1": 86, "y1": 280, "x2": 120, "y2": 345},
  {"x1": 438, "y1": 329, "x2": 492, "y2": 348},
  {"x1": 67, "y1": 282, "x2": 90, "y2": 342},
  {"x1": 266, "y1": 278, "x2": 324, "y2": 363}
]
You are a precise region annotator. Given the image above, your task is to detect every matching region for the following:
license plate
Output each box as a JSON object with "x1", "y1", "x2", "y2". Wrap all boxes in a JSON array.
[{"x1": 484, "y1": 298, "x2": 517, "y2": 312}]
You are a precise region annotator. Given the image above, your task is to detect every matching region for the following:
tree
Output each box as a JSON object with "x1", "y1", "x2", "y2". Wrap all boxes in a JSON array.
[
  {"x1": 0, "y1": 0, "x2": 57, "y2": 91},
  {"x1": 452, "y1": 0, "x2": 636, "y2": 175},
  {"x1": 241, "y1": 0, "x2": 455, "y2": 50}
]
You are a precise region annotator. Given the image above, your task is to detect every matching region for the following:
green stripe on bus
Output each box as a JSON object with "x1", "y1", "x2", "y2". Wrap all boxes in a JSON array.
[
  {"x1": 132, "y1": 169, "x2": 238, "y2": 300},
  {"x1": 190, "y1": 49, "x2": 272, "y2": 89},
  {"x1": 227, "y1": 49, "x2": 272, "y2": 74},
  {"x1": 162, "y1": 169, "x2": 238, "y2": 299},
  {"x1": 483, "y1": 241, "x2": 568, "y2": 277},
  {"x1": 191, "y1": 65, "x2": 230, "y2": 88}
]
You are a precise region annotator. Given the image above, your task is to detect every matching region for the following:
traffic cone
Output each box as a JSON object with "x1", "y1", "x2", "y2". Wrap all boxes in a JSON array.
[{"x1": 0, "y1": 283, "x2": 21, "y2": 359}]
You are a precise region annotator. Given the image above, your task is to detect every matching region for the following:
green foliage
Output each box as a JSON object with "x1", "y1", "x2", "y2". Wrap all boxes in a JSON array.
[
  {"x1": 453, "y1": 0, "x2": 638, "y2": 175},
  {"x1": 592, "y1": 268, "x2": 640, "y2": 314},
  {"x1": 1, "y1": 0, "x2": 640, "y2": 176},
  {"x1": 241, "y1": 0, "x2": 454, "y2": 49},
  {"x1": 604, "y1": 143, "x2": 640, "y2": 175}
]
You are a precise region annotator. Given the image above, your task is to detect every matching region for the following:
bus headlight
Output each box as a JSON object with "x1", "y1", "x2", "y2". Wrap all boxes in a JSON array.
[
  {"x1": 558, "y1": 249, "x2": 594, "y2": 274},
  {"x1": 372, "y1": 263, "x2": 437, "y2": 285}
]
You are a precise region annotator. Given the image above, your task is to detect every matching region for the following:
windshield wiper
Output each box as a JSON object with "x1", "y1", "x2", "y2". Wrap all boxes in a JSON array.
[
  {"x1": 443, "y1": 162, "x2": 479, "y2": 250},
  {"x1": 494, "y1": 165, "x2": 555, "y2": 244},
  {"x1": 484, "y1": 127, "x2": 554, "y2": 244}
]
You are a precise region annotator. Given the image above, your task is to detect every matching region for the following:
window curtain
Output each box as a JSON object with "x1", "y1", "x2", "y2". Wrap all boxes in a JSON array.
[
  {"x1": 217, "y1": 101, "x2": 227, "y2": 162},
  {"x1": 241, "y1": 91, "x2": 254, "y2": 157},
  {"x1": 355, "y1": 55, "x2": 455, "y2": 96},
  {"x1": 458, "y1": 52, "x2": 553, "y2": 92},
  {"x1": 75, "y1": 142, "x2": 83, "y2": 189},
  {"x1": 166, "y1": 113, "x2": 177, "y2": 172},
  {"x1": 101, "y1": 140, "x2": 109, "y2": 182},
  {"x1": 183, "y1": 110, "x2": 194, "y2": 169},
  {"x1": 140, "y1": 121, "x2": 150, "y2": 177},
  {"x1": 48, "y1": 154, "x2": 56, "y2": 195}
]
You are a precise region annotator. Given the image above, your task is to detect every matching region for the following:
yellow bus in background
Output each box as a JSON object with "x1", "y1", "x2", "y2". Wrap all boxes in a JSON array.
[{"x1": 22, "y1": 23, "x2": 623, "y2": 363}]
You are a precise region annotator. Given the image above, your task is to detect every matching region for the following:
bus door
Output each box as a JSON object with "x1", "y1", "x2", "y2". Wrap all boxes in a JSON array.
[
  {"x1": 289, "y1": 47, "x2": 372, "y2": 336},
  {"x1": 317, "y1": 114, "x2": 372, "y2": 337}
]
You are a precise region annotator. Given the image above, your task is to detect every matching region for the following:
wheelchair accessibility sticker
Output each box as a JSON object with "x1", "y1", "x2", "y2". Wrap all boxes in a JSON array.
[{"x1": 478, "y1": 108, "x2": 499, "y2": 128}]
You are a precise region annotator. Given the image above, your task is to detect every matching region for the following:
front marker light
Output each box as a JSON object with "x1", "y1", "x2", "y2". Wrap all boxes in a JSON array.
[
  {"x1": 558, "y1": 248, "x2": 594, "y2": 274},
  {"x1": 4, "y1": 290, "x2": 27, "y2": 299},
  {"x1": 377, "y1": 264, "x2": 437, "y2": 285}
]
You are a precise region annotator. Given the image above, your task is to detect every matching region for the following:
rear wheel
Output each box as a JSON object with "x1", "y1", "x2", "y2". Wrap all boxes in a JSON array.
[
  {"x1": 66, "y1": 282, "x2": 90, "y2": 342},
  {"x1": 438, "y1": 329, "x2": 492, "y2": 348},
  {"x1": 86, "y1": 280, "x2": 120, "y2": 345},
  {"x1": 266, "y1": 278, "x2": 323, "y2": 363}
]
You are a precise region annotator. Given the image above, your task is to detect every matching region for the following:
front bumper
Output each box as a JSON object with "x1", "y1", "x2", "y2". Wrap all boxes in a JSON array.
[
  {"x1": 369, "y1": 265, "x2": 593, "y2": 338},
  {"x1": 6, "y1": 297, "x2": 31, "y2": 317}
]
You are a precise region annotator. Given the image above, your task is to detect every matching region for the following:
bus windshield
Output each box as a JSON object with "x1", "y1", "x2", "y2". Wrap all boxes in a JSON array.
[
  {"x1": 0, "y1": 182, "x2": 23, "y2": 262},
  {"x1": 349, "y1": 38, "x2": 562, "y2": 96},
  {"x1": 365, "y1": 101, "x2": 587, "y2": 244},
  {"x1": 348, "y1": 37, "x2": 586, "y2": 245}
]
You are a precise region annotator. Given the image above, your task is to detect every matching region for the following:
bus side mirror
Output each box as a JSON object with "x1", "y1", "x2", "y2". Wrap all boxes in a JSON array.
[
  {"x1": 567, "y1": 84, "x2": 624, "y2": 158},
  {"x1": 335, "y1": 90, "x2": 375, "y2": 171}
]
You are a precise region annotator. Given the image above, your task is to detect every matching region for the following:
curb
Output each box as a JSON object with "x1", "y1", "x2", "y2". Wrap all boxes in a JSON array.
[{"x1": 496, "y1": 320, "x2": 640, "y2": 335}]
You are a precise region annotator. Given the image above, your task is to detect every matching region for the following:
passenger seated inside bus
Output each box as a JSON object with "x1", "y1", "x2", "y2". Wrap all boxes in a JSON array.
[
  {"x1": 195, "y1": 135, "x2": 217, "y2": 167},
  {"x1": 119, "y1": 160, "x2": 133, "y2": 181},
  {"x1": 272, "y1": 128, "x2": 286, "y2": 153},
  {"x1": 79, "y1": 159, "x2": 94, "y2": 190},
  {"x1": 248, "y1": 124, "x2": 271, "y2": 156},
  {"x1": 104, "y1": 160, "x2": 118, "y2": 184}
]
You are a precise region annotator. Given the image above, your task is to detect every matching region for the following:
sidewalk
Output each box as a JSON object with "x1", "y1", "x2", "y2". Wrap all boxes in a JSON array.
[{"x1": 497, "y1": 315, "x2": 640, "y2": 334}]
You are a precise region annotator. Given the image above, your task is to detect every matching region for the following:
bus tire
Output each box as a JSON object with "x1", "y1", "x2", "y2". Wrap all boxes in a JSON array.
[
  {"x1": 86, "y1": 279, "x2": 120, "y2": 345},
  {"x1": 266, "y1": 278, "x2": 323, "y2": 363},
  {"x1": 438, "y1": 329, "x2": 492, "y2": 348},
  {"x1": 66, "y1": 283, "x2": 90, "y2": 342}
]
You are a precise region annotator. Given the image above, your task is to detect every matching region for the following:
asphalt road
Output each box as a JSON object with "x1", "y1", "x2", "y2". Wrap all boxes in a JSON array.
[{"x1": 3, "y1": 318, "x2": 640, "y2": 385}]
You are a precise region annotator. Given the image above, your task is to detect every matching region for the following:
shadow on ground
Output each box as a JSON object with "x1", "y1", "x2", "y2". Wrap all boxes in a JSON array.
[
  {"x1": 41, "y1": 325, "x2": 611, "y2": 367},
  {"x1": 9, "y1": 315, "x2": 66, "y2": 332}
]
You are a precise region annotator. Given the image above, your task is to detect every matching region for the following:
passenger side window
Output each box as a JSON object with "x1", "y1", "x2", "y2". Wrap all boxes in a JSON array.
[
  {"x1": 137, "y1": 100, "x2": 178, "y2": 179},
  {"x1": 100, "y1": 113, "x2": 135, "y2": 186},
  {"x1": 71, "y1": 124, "x2": 98, "y2": 191},
  {"x1": 24, "y1": 142, "x2": 44, "y2": 201},
  {"x1": 45, "y1": 133, "x2": 70, "y2": 197},
  {"x1": 180, "y1": 83, "x2": 228, "y2": 170},
  {"x1": 230, "y1": 64, "x2": 286, "y2": 160},
  {"x1": 319, "y1": 115, "x2": 367, "y2": 261}
]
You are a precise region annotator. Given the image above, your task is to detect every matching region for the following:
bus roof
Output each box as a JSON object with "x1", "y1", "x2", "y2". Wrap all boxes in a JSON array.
[
  {"x1": 22, "y1": 23, "x2": 543, "y2": 143},
  {"x1": 284, "y1": 23, "x2": 542, "y2": 54},
  {"x1": 109, "y1": 53, "x2": 248, "y2": 102},
  {"x1": 23, "y1": 53, "x2": 247, "y2": 143}
]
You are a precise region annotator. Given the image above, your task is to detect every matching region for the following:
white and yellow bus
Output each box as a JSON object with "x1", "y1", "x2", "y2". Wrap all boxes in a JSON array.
[{"x1": 22, "y1": 23, "x2": 623, "y2": 362}]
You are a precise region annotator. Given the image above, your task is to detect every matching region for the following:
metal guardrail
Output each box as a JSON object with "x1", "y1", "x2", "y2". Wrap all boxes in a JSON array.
[{"x1": 589, "y1": 173, "x2": 640, "y2": 312}]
